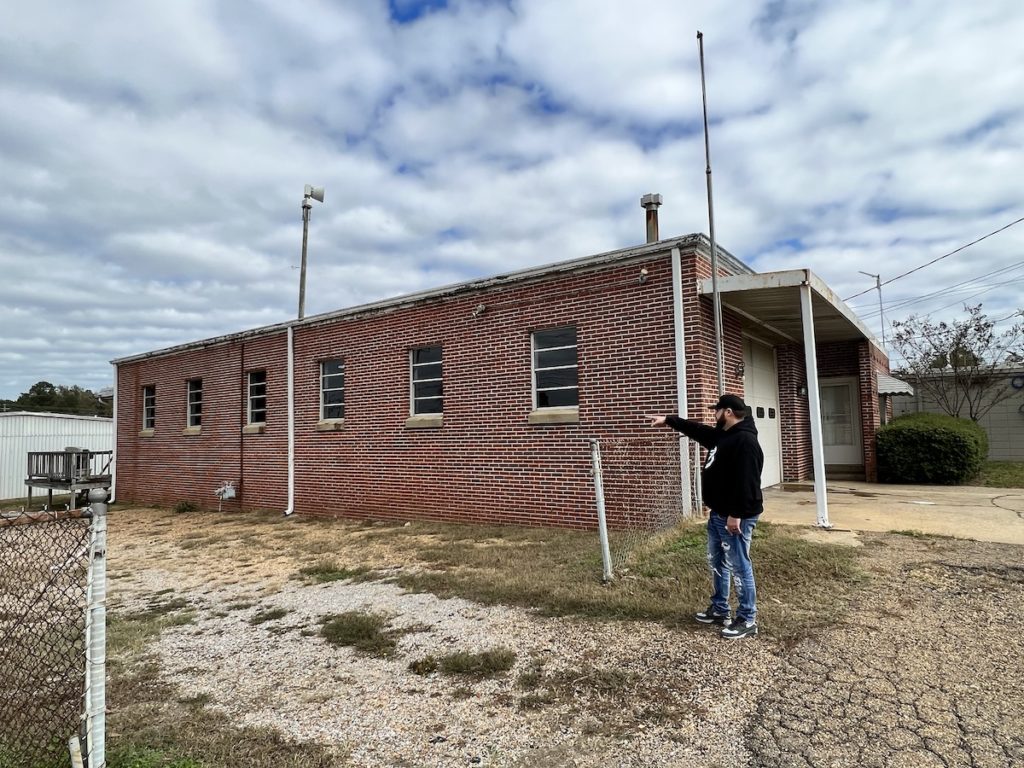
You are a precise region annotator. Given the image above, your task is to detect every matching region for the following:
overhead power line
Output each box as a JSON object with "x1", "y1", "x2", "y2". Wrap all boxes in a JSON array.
[{"x1": 844, "y1": 214, "x2": 1024, "y2": 302}]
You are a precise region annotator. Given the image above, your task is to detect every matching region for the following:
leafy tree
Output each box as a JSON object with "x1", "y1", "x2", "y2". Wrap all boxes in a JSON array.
[
  {"x1": 891, "y1": 304, "x2": 1024, "y2": 422},
  {"x1": 2, "y1": 380, "x2": 112, "y2": 417}
]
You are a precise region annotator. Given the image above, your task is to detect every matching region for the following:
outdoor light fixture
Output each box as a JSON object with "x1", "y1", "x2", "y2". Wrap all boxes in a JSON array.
[
  {"x1": 798, "y1": 384, "x2": 808, "y2": 397},
  {"x1": 297, "y1": 185, "x2": 325, "y2": 320}
]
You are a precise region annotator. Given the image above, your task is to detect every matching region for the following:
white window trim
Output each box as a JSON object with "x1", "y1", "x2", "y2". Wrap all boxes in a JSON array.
[
  {"x1": 532, "y1": 329, "x2": 579, "y2": 410},
  {"x1": 410, "y1": 347, "x2": 443, "y2": 416},
  {"x1": 187, "y1": 379, "x2": 202, "y2": 428},
  {"x1": 142, "y1": 385, "x2": 156, "y2": 430},
  {"x1": 320, "y1": 360, "x2": 345, "y2": 421},
  {"x1": 247, "y1": 371, "x2": 267, "y2": 425}
]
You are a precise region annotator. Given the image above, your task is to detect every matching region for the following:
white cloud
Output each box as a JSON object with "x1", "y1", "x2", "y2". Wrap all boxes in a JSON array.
[{"x1": 1, "y1": 0, "x2": 1022, "y2": 398}]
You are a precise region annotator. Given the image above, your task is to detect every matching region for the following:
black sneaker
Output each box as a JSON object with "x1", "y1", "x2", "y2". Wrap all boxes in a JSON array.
[
  {"x1": 720, "y1": 618, "x2": 758, "y2": 640},
  {"x1": 695, "y1": 604, "x2": 731, "y2": 626}
]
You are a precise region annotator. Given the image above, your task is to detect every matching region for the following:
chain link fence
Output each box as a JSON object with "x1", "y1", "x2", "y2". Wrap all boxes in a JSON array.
[
  {"x1": 0, "y1": 508, "x2": 93, "y2": 768},
  {"x1": 590, "y1": 436, "x2": 702, "y2": 581}
]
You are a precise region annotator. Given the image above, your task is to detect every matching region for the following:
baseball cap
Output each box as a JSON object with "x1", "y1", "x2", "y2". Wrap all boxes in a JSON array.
[{"x1": 710, "y1": 394, "x2": 746, "y2": 412}]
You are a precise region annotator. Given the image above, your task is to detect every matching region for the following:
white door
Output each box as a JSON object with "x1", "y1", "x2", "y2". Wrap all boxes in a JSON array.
[
  {"x1": 743, "y1": 338, "x2": 781, "y2": 487},
  {"x1": 820, "y1": 378, "x2": 862, "y2": 465}
]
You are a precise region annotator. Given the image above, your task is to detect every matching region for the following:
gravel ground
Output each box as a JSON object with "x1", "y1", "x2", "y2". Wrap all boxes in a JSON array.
[{"x1": 108, "y1": 510, "x2": 1024, "y2": 768}]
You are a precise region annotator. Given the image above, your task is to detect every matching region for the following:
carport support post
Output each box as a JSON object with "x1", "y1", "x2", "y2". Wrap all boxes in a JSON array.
[{"x1": 799, "y1": 281, "x2": 831, "y2": 528}]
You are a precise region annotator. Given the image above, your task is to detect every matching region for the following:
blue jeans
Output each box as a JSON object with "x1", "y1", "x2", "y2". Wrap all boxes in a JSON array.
[{"x1": 707, "y1": 513, "x2": 760, "y2": 623}]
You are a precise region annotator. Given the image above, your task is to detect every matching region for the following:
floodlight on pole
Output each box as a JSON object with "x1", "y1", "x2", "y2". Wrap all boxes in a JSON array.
[
  {"x1": 859, "y1": 270, "x2": 885, "y2": 350},
  {"x1": 297, "y1": 185, "x2": 325, "y2": 320}
]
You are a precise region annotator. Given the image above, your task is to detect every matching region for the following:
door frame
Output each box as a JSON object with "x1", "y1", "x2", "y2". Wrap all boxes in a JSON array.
[{"x1": 819, "y1": 376, "x2": 863, "y2": 466}]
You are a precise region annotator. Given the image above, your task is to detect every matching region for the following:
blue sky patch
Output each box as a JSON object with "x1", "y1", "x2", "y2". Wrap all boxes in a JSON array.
[{"x1": 388, "y1": 0, "x2": 448, "y2": 24}]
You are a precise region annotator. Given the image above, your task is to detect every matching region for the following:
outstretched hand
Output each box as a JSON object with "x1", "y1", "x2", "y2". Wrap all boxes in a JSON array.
[{"x1": 645, "y1": 414, "x2": 666, "y2": 428}]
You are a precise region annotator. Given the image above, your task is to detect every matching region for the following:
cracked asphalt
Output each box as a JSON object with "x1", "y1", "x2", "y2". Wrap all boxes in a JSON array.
[{"x1": 745, "y1": 534, "x2": 1024, "y2": 768}]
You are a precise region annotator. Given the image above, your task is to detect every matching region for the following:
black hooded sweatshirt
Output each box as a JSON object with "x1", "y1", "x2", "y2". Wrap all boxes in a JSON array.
[{"x1": 665, "y1": 415, "x2": 764, "y2": 519}]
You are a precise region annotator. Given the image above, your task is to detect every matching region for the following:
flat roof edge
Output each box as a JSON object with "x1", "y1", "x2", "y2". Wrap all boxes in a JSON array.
[{"x1": 114, "y1": 233, "x2": 751, "y2": 366}]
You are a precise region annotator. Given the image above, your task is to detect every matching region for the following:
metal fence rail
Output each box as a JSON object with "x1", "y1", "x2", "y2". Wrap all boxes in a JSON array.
[{"x1": 0, "y1": 508, "x2": 93, "y2": 768}]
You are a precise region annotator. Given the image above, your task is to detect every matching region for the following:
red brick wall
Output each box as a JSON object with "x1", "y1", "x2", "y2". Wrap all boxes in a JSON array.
[
  {"x1": 116, "y1": 249, "x2": 721, "y2": 528},
  {"x1": 116, "y1": 333, "x2": 289, "y2": 512},
  {"x1": 777, "y1": 345, "x2": 811, "y2": 481},
  {"x1": 775, "y1": 339, "x2": 890, "y2": 481},
  {"x1": 116, "y1": 245, "x2": 884, "y2": 525}
]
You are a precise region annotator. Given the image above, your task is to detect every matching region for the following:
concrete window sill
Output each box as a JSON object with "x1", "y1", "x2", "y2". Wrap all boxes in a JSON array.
[
  {"x1": 242, "y1": 423, "x2": 266, "y2": 435},
  {"x1": 405, "y1": 414, "x2": 443, "y2": 429},
  {"x1": 138, "y1": 428, "x2": 155, "y2": 438},
  {"x1": 528, "y1": 407, "x2": 579, "y2": 425},
  {"x1": 181, "y1": 426, "x2": 202, "y2": 436},
  {"x1": 316, "y1": 419, "x2": 346, "y2": 432}
]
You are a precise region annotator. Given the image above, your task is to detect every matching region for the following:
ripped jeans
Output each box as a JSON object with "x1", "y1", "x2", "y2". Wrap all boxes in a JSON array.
[{"x1": 707, "y1": 512, "x2": 760, "y2": 623}]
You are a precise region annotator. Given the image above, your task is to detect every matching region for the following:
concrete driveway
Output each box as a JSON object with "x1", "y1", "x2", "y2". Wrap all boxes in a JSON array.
[{"x1": 764, "y1": 481, "x2": 1024, "y2": 545}]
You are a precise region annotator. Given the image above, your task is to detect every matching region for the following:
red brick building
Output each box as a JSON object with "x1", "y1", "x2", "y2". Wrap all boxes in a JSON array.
[{"x1": 112, "y1": 233, "x2": 890, "y2": 528}]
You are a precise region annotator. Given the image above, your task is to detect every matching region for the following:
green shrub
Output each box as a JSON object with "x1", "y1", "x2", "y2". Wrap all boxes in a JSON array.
[
  {"x1": 173, "y1": 501, "x2": 198, "y2": 514},
  {"x1": 877, "y1": 412, "x2": 988, "y2": 484}
]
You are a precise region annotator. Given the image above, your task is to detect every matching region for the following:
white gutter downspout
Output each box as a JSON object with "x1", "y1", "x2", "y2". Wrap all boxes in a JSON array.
[
  {"x1": 283, "y1": 325, "x2": 295, "y2": 516},
  {"x1": 671, "y1": 247, "x2": 694, "y2": 517},
  {"x1": 110, "y1": 365, "x2": 117, "y2": 503},
  {"x1": 799, "y1": 273, "x2": 831, "y2": 527}
]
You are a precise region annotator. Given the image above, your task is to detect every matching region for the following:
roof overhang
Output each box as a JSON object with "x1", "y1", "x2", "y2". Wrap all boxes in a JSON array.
[{"x1": 698, "y1": 269, "x2": 884, "y2": 355}]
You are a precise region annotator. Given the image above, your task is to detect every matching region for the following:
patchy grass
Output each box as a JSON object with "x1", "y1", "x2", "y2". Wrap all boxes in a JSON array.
[
  {"x1": 409, "y1": 648, "x2": 516, "y2": 679},
  {"x1": 320, "y1": 611, "x2": 402, "y2": 657},
  {"x1": 390, "y1": 520, "x2": 863, "y2": 645},
  {"x1": 106, "y1": 599, "x2": 346, "y2": 767},
  {"x1": 890, "y1": 529, "x2": 956, "y2": 540},
  {"x1": 975, "y1": 461, "x2": 1024, "y2": 488},
  {"x1": 249, "y1": 607, "x2": 290, "y2": 625},
  {"x1": 513, "y1": 659, "x2": 691, "y2": 731},
  {"x1": 296, "y1": 560, "x2": 377, "y2": 583}
]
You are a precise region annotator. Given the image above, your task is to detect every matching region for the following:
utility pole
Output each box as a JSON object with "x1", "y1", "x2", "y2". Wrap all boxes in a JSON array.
[
  {"x1": 697, "y1": 31, "x2": 725, "y2": 394},
  {"x1": 859, "y1": 271, "x2": 885, "y2": 350},
  {"x1": 297, "y1": 184, "x2": 325, "y2": 320}
]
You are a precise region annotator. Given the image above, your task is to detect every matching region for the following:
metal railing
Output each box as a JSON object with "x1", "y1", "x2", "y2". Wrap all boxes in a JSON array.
[{"x1": 27, "y1": 451, "x2": 113, "y2": 483}]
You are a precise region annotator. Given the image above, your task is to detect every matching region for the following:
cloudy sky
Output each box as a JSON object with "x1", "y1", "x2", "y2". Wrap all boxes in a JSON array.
[{"x1": 2, "y1": 0, "x2": 1022, "y2": 399}]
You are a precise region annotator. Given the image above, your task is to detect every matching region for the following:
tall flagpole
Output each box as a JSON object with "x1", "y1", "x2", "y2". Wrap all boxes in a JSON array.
[{"x1": 697, "y1": 31, "x2": 725, "y2": 395}]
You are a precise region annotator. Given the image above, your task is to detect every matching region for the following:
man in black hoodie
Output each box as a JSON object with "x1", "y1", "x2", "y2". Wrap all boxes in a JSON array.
[{"x1": 648, "y1": 394, "x2": 764, "y2": 639}]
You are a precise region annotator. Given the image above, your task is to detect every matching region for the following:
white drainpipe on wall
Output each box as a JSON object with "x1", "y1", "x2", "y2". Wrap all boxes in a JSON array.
[
  {"x1": 671, "y1": 247, "x2": 694, "y2": 517},
  {"x1": 110, "y1": 364, "x2": 117, "y2": 503},
  {"x1": 283, "y1": 325, "x2": 296, "y2": 516}
]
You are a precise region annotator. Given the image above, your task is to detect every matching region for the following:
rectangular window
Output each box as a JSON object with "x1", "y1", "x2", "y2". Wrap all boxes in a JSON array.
[
  {"x1": 411, "y1": 346, "x2": 443, "y2": 414},
  {"x1": 187, "y1": 379, "x2": 203, "y2": 427},
  {"x1": 533, "y1": 326, "x2": 578, "y2": 408},
  {"x1": 320, "y1": 360, "x2": 345, "y2": 420},
  {"x1": 248, "y1": 370, "x2": 267, "y2": 424},
  {"x1": 142, "y1": 385, "x2": 156, "y2": 429}
]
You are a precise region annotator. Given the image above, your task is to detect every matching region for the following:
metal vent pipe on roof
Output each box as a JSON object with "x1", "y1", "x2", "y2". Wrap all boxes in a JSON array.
[{"x1": 641, "y1": 193, "x2": 662, "y2": 243}]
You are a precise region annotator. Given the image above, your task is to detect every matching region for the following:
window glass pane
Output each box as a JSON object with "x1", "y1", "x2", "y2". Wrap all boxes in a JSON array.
[
  {"x1": 413, "y1": 346, "x2": 442, "y2": 364},
  {"x1": 414, "y1": 380, "x2": 443, "y2": 399},
  {"x1": 323, "y1": 404, "x2": 344, "y2": 420},
  {"x1": 538, "y1": 389, "x2": 579, "y2": 408},
  {"x1": 537, "y1": 368, "x2": 578, "y2": 389},
  {"x1": 323, "y1": 374, "x2": 344, "y2": 390},
  {"x1": 322, "y1": 360, "x2": 344, "y2": 377},
  {"x1": 412, "y1": 362, "x2": 442, "y2": 381},
  {"x1": 415, "y1": 397, "x2": 443, "y2": 414},
  {"x1": 534, "y1": 327, "x2": 576, "y2": 349},
  {"x1": 323, "y1": 390, "x2": 345, "y2": 405},
  {"x1": 535, "y1": 347, "x2": 577, "y2": 368}
]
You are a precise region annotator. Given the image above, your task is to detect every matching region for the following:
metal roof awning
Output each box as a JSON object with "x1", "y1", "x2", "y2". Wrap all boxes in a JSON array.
[
  {"x1": 698, "y1": 269, "x2": 883, "y2": 353},
  {"x1": 877, "y1": 372, "x2": 914, "y2": 396}
]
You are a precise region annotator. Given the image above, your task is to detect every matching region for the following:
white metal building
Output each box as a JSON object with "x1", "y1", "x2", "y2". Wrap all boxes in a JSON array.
[
  {"x1": 892, "y1": 368, "x2": 1024, "y2": 460},
  {"x1": 0, "y1": 412, "x2": 113, "y2": 500}
]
